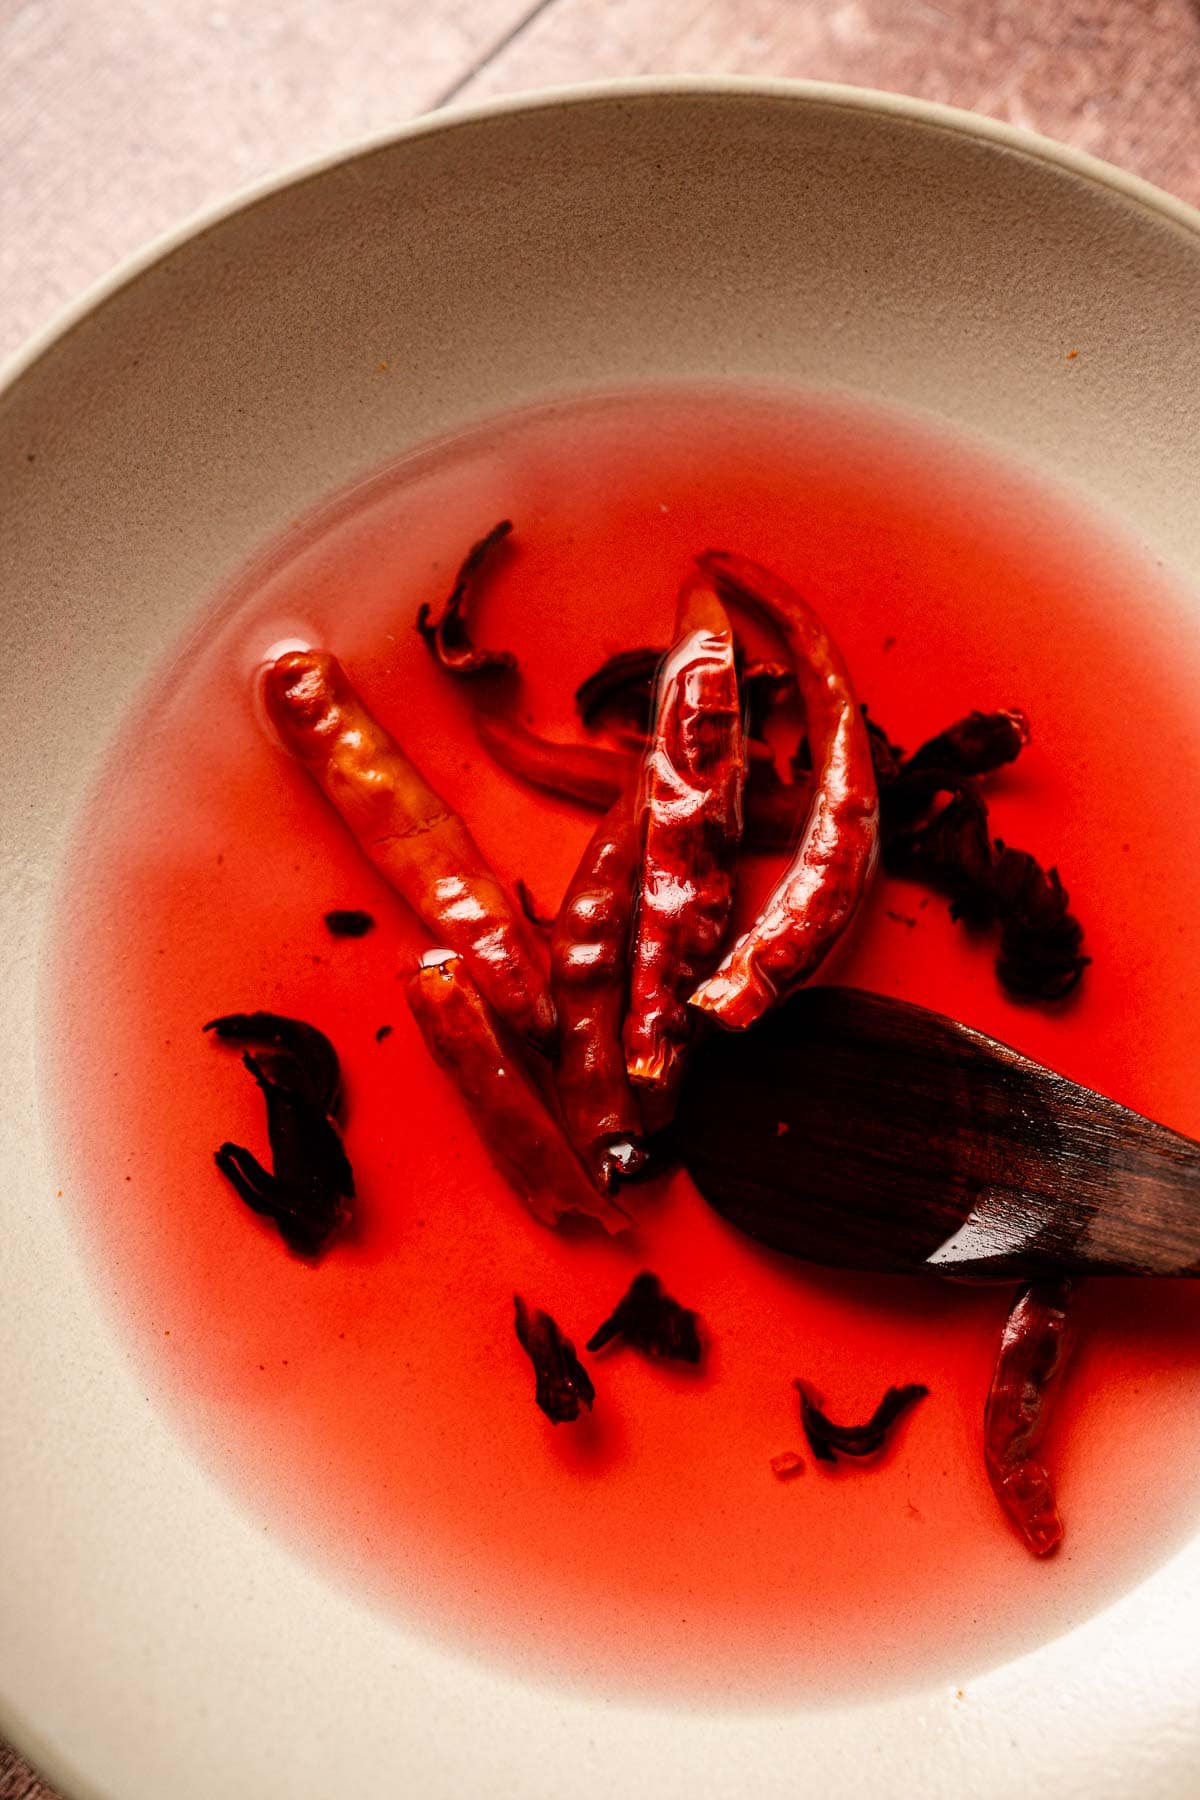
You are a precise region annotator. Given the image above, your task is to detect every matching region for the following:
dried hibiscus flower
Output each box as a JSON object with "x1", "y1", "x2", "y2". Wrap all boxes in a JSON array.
[
  {"x1": 884, "y1": 781, "x2": 1089, "y2": 1000},
  {"x1": 416, "y1": 519, "x2": 516, "y2": 675},
  {"x1": 586, "y1": 1271, "x2": 702, "y2": 1364},
  {"x1": 514, "y1": 1295, "x2": 595, "y2": 1423},
  {"x1": 205, "y1": 1011, "x2": 353, "y2": 1257},
  {"x1": 795, "y1": 1380, "x2": 928, "y2": 1463},
  {"x1": 985, "y1": 1279, "x2": 1075, "y2": 1556}
]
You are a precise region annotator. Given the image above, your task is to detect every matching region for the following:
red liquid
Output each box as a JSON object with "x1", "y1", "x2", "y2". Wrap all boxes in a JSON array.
[{"x1": 46, "y1": 388, "x2": 1200, "y2": 1704}]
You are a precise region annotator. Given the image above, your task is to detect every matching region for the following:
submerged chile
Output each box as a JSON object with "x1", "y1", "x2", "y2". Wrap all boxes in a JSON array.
[
  {"x1": 205, "y1": 1012, "x2": 353, "y2": 1257},
  {"x1": 574, "y1": 643, "x2": 793, "y2": 743},
  {"x1": 625, "y1": 571, "x2": 745, "y2": 1095},
  {"x1": 984, "y1": 1279, "x2": 1075, "y2": 1556},
  {"x1": 550, "y1": 788, "x2": 649, "y2": 1191},
  {"x1": 405, "y1": 949, "x2": 628, "y2": 1234}
]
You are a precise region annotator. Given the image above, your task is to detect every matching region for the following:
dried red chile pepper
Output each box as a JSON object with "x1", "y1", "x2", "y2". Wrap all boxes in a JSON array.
[
  {"x1": 625, "y1": 572, "x2": 746, "y2": 1093},
  {"x1": 480, "y1": 711, "x2": 799, "y2": 852},
  {"x1": 476, "y1": 711, "x2": 637, "y2": 811},
  {"x1": 984, "y1": 1279, "x2": 1074, "y2": 1556},
  {"x1": 550, "y1": 789, "x2": 649, "y2": 1190},
  {"x1": 586, "y1": 1272, "x2": 702, "y2": 1363},
  {"x1": 263, "y1": 648, "x2": 557, "y2": 1053},
  {"x1": 205, "y1": 1012, "x2": 353, "y2": 1257},
  {"x1": 691, "y1": 550, "x2": 880, "y2": 1029},
  {"x1": 406, "y1": 949, "x2": 628, "y2": 1234},
  {"x1": 514, "y1": 1295, "x2": 595, "y2": 1423},
  {"x1": 795, "y1": 1380, "x2": 928, "y2": 1463},
  {"x1": 416, "y1": 522, "x2": 1083, "y2": 1005}
]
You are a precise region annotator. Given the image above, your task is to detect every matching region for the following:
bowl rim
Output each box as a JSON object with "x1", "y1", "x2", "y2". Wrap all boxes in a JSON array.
[{"x1": 3, "y1": 73, "x2": 1200, "y2": 406}]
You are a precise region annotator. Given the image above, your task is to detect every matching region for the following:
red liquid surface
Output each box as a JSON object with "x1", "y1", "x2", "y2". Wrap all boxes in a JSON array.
[{"x1": 47, "y1": 388, "x2": 1200, "y2": 1705}]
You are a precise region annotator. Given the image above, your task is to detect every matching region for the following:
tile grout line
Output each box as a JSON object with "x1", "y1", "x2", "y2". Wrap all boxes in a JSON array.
[{"x1": 430, "y1": 0, "x2": 562, "y2": 109}]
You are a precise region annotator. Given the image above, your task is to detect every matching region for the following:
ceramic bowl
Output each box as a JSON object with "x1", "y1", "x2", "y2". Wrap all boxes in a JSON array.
[{"x1": 2, "y1": 79, "x2": 1199, "y2": 1800}]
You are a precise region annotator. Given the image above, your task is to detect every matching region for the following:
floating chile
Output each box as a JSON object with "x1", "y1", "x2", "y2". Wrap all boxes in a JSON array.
[
  {"x1": 204, "y1": 1011, "x2": 353, "y2": 1257},
  {"x1": 586, "y1": 1271, "x2": 702, "y2": 1364},
  {"x1": 514, "y1": 1295, "x2": 595, "y2": 1423},
  {"x1": 795, "y1": 1380, "x2": 929, "y2": 1464}
]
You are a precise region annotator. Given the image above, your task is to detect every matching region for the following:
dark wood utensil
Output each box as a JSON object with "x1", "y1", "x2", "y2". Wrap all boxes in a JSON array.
[{"x1": 678, "y1": 986, "x2": 1200, "y2": 1281}]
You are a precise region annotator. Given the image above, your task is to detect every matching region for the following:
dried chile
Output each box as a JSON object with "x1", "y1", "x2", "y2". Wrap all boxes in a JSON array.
[
  {"x1": 691, "y1": 550, "x2": 879, "y2": 1028},
  {"x1": 406, "y1": 949, "x2": 628, "y2": 1234},
  {"x1": 514, "y1": 1294, "x2": 595, "y2": 1423},
  {"x1": 205, "y1": 1013, "x2": 353, "y2": 1257},
  {"x1": 550, "y1": 790, "x2": 649, "y2": 1189},
  {"x1": 264, "y1": 649, "x2": 557, "y2": 1052},
  {"x1": 476, "y1": 711, "x2": 637, "y2": 811},
  {"x1": 415, "y1": 519, "x2": 516, "y2": 675},
  {"x1": 413, "y1": 528, "x2": 1083, "y2": 1003},
  {"x1": 984, "y1": 1279, "x2": 1074, "y2": 1556},
  {"x1": 625, "y1": 572, "x2": 745, "y2": 1091},
  {"x1": 586, "y1": 1271, "x2": 702, "y2": 1363},
  {"x1": 795, "y1": 1380, "x2": 928, "y2": 1463},
  {"x1": 480, "y1": 710, "x2": 799, "y2": 852}
]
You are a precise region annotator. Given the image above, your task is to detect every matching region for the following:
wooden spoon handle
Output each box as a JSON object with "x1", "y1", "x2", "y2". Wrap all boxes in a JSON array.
[{"x1": 679, "y1": 987, "x2": 1200, "y2": 1282}]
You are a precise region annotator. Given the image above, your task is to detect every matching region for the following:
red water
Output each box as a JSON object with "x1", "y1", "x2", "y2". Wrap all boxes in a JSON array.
[{"x1": 46, "y1": 387, "x2": 1200, "y2": 1705}]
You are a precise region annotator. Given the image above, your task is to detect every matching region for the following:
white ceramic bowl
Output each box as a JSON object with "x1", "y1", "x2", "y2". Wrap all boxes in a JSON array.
[{"x1": 3, "y1": 80, "x2": 1199, "y2": 1800}]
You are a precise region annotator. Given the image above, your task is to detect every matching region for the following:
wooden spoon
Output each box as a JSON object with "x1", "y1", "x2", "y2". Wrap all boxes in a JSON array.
[{"x1": 677, "y1": 986, "x2": 1200, "y2": 1281}]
